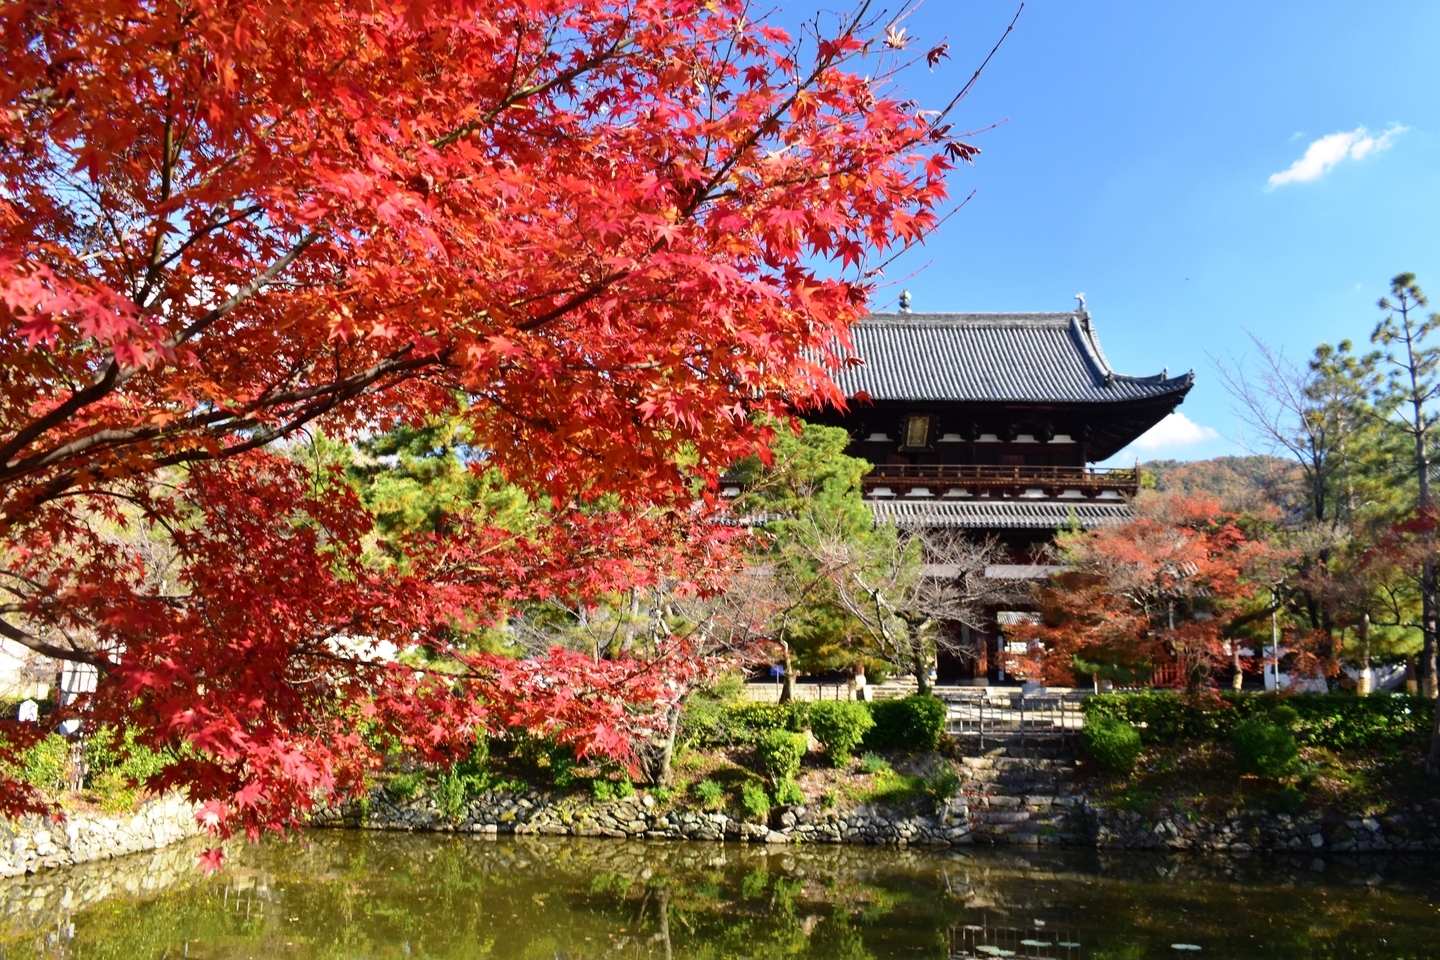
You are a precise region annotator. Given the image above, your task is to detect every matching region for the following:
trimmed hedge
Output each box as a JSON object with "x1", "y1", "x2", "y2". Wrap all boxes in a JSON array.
[
  {"x1": 688, "y1": 695, "x2": 947, "y2": 755},
  {"x1": 683, "y1": 700, "x2": 807, "y2": 747},
  {"x1": 1082, "y1": 691, "x2": 1430, "y2": 752},
  {"x1": 807, "y1": 701, "x2": 875, "y2": 767},
  {"x1": 1080, "y1": 717, "x2": 1142, "y2": 773},
  {"x1": 863, "y1": 695, "x2": 947, "y2": 751}
]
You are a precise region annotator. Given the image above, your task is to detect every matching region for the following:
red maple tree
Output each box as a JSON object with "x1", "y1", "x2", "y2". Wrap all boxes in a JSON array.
[
  {"x1": 1, "y1": 0, "x2": 985, "y2": 842},
  {"x1": 1010, "y1": 493, "x2": 1282, "y2": 691}
]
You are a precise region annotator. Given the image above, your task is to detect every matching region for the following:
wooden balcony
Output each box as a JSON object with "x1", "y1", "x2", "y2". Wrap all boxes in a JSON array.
[{"x1": 862, "y1": 464, "x2": 1139, "y2": 500}]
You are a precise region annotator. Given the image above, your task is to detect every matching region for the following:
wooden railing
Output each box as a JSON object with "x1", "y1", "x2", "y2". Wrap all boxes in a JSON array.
[{"x1": 862, "y1": 464, "x2": 1139, "y2": 498}]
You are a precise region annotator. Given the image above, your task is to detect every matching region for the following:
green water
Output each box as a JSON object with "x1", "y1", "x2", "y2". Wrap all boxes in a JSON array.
[{"x1": 2, "y1": 834, "x2": 1437, "y2": 959}]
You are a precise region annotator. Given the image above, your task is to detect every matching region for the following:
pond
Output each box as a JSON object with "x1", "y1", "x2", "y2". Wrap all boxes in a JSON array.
[{"x1": 0, "y1": 834, "x2": 1436, "y2": 959}]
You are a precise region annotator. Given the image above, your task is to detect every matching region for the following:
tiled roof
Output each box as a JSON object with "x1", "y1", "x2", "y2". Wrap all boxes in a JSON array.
[
  {"x1": 867, "y1": 498, "x2": 1131, "y2": 530},
  {"x1": 830, "y1": 312, "x2": 1191, "y2": 404}
]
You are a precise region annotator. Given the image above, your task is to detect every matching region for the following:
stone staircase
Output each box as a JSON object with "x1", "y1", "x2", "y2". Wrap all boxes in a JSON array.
[{"x1": 957, "y1": 744, "x2": 1084, "y2": 845}]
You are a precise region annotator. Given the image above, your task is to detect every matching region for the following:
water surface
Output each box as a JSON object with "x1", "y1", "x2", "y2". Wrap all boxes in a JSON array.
[{"x1": 1, "y1": 833, "x2": 1436, "y2": 959}]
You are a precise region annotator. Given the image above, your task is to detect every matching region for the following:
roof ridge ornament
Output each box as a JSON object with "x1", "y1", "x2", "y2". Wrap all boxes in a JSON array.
[
  {"x1": 899, "y1": 289, "x2": 912, "y2": 314},
  {"x1": 1074, "y1": 292, "x2": 1087, "y2": 315}
]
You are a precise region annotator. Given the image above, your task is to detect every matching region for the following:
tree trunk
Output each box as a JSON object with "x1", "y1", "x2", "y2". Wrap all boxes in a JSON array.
[
  {"x1": 1413, "y1": 403, "x2": 1437, "y2": 699},
  {"x1": 779, "y1": 641, "x2": 795, "y2": 704},
  {"x1": 657, "y1": 888, "x2": 673, "y2": 960},
  {"x1": 1423, "y1": 560, "x2": 1439, "y2": 698},
  {"x1": 646, "y1": 702, "x2": 683, "y2": 786},
  {"x1": 1186, "y1": 659, "x2": 1210, "y2": 695},
  {"x1": 1357, "y1": 612, "x2": 1372, "y2": 697},
  {"x1": 1428, "y1": 697, "x2": 1440, "y2": 776},
  {"x1": 913, "y1": 644, "x2": 932, "y2": 696}
]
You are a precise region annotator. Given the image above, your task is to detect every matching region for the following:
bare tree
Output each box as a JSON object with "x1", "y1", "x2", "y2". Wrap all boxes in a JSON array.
[
  {"x1": 804, "y1": 521, "x2": 1019, "y2": 695},
  {"x1": 507, "y1": 569, "x2": 785, "y2": 785}
]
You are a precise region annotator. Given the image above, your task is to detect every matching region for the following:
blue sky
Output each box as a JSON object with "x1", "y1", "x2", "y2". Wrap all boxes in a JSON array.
[{"x1": 809, "y1": 0, "x2": 1440, "y2": 464}]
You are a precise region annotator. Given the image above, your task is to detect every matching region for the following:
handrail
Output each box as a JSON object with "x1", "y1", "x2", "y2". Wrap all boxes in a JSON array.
[{"x1": 867, "y1": 464, "x2": 1136, "y2": 481}]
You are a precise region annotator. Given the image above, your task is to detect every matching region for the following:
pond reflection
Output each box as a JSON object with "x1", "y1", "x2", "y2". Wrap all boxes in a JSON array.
[{"x1": 0, "y1": 834, "x2": 1436, "y2": 959}]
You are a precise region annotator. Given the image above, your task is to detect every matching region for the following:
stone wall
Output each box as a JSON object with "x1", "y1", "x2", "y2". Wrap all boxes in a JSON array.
[
  {"x1": 311, "y1": 787, "x2": 976, "y2": 846},
  {"x1": 312, "y1": 753, "x2": 1440, "y2": 856},
  {"x1": 1080, "y1": 799, "x2": 1440, "y2": 854},
  {"x1": 0, "y1": 793, "x2": 199, "y2": 879}
]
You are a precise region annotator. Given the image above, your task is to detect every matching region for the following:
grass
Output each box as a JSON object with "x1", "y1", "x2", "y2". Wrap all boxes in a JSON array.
[
  {"x1": 844, "y1": 767, "x2": 928, "y2": 806},
  {"x1": 667, "y1": 742, "x2": 959, "y2": 813}
]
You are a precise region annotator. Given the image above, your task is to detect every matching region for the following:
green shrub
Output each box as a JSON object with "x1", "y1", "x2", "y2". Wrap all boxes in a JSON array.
[
  {"x1": 684, "y1": 701, "x2": 809, "y2": 747},
  {"x1": 774, "y1": 779, "x2": 805, "y2": 805},
  {"x1": 678, "y1": 694, "x2": 727, "y2": 745},
  {"x1": 755, "y1": 729, "x2": 807, "y2": 785},
  {"x1": 1081, "y1": 717, "x2": 1142, "y2": 773},
  {"x1": 588, "y1": 776, "x2": 632, "y2": 802},
  {"x1": 693, "y1": 779, "x2": 723, "y2": 808},
  {"x1": 85, "y1": 726, "x2": 169, "y2": 783},
  {"x1": 807, "y1": 701, "x2": 875, "y2": 767},
  {"x1": 18, "y1": 734, "x2": 69, "y2": 793},
  {"x1": 1082, "y1": 692, "x2": 1215, "y2": 744},
  {"x1": 81, "y1": 726, "x2": 173, "y2": 810},
  {"x1": 925, "y1": 767, "x2": 962, "y2": 801},
  {"x1": 509, "y1": 733, "x2": 579, "y2": 785},
  {"x1": 1232, "y1": 720, "x2": 1298, "y2": 777},
  {"x1": 741, "y1": 782, "x2": 771, "y2": 821},
  {"x1": 385, "y1": 771, "x2": 423, "y2": 801},
  {"x1": 858, "y1": 752, "x2": 890, "y2": 775},
  {"x1": 1270, "y1": 704, "x2": 1300, "y2": 729},
  {"x1": 1082, "y1": 691, "x2": 1429, "y2": 751},
  {"x1": 433, "y1": 767, "x2": 476, "y2": 823},
  {"x1": 863, "y1": 695, "x2": 946, "y2": 751}
]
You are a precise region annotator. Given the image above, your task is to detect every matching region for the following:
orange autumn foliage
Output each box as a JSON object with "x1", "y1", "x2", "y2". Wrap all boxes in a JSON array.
[{"x1": 1010, "y1": 493, "x2": 1282, "y2": 689}]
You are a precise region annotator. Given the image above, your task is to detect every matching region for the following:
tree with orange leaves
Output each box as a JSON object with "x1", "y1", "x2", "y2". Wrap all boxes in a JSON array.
[
  {"x1": 0, "y1": 0, "x2": 1006, "y2": 849},
  {"x1": 1011, "y1": 492, "x2": 1283, "y2": 693}
]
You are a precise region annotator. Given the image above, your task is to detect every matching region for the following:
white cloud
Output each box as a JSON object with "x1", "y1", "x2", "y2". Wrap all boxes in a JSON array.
[
  {"x1": 1267, "y1": 125, "x2": 1407, "y2": 188},
  {"x1": 1128, "y1": 413, "x2": 1220, "y2": 451}
]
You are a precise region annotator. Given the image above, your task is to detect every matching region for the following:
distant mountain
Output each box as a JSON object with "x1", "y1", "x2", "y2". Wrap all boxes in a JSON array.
[{"x1": 1141, "y1": 455, "x2": 1305, "y2": 517}]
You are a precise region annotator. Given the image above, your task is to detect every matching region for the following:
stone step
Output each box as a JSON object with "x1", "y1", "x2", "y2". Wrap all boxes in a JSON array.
[
  {"x1": 970, "y1": 811, "x2": 1033, "y2": 825},
  {"x1": 971, "y1": 820, "x2": 1024, "y2": 835},
  {"x1": 959, "y1": 756, "x2": 1075, "y2": 769},
  {"x1": 963, "y1": 782, "x2": 1070, "y2": 797},
  {"x1": 965, "y1": 776, "x2": 1070, "y2": 789},
  {"x1": 963, "y1": 768, "x2": 1074, "y2": 780}
]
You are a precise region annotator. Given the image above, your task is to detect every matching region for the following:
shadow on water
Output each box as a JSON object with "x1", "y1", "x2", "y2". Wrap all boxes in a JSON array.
[{"x1": 0, "y1": 833, "x2": 1436, "y2": 959}]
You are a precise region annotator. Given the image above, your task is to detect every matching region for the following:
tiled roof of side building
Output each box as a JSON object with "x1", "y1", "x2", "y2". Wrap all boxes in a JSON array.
[
  {"x1": 829, "y1": 312, "x2": 1192, "y2": 404},
  {"x1": 867, "y1": 499, "x2": 1132, "y2": 530}
]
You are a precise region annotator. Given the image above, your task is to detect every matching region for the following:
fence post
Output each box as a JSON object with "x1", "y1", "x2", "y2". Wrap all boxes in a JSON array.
[
  {"x1": 1019, "y1": 694, "x2": 1026, "y2": 759},
  {"x1": 978, "y1": 696, "x2": 984, "y2": 751}
]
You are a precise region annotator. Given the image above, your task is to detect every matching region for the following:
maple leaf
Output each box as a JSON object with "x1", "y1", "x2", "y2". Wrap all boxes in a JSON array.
[
  {"x1": 197, "y1": 800, "x2": 229, "y2": 834},
  {"x1": 197, "y1": 847, "x2": 227, "y2": 875}
]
